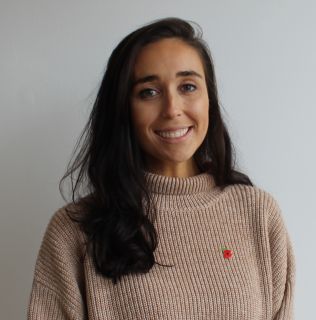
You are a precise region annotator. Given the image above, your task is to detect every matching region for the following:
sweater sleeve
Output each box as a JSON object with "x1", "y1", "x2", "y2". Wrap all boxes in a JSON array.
[
  {"x1": 267, "y1": 196, "x2": 296, "y2": 320},
  {"x1": 27, "y1": 206, "x2": 87, "y2": 320}
]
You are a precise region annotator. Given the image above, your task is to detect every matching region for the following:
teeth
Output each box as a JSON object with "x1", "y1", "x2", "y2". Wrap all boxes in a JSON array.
[{"x1": 157, "y1": 127, "x2": 190, "y2": 138}]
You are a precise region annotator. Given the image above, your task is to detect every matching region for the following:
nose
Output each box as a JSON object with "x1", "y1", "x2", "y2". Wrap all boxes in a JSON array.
[{"x1": 161, "y1": 89, "x2": 182, "y2": 119}]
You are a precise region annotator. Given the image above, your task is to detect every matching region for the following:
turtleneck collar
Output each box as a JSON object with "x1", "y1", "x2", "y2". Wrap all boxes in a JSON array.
[{"x1": 144, "y1": 171, "x2": 217, "y2": 195}]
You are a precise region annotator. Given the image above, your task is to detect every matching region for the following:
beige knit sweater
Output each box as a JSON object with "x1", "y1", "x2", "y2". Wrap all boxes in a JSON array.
[{"x1": 27, "y1": 172, "x2": 296, "y2": 319}]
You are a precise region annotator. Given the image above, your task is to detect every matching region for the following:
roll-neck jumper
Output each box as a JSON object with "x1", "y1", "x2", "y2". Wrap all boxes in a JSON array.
[{"x1": 27, "y1": 171, "x2": 296, "y2": 320}]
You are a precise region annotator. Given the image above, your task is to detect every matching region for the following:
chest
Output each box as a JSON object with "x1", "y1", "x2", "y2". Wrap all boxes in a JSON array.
[{"x1": 83, "y1": 212, "x2": 272, "y2": 319}]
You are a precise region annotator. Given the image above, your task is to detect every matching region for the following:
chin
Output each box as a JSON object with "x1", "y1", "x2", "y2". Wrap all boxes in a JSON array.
[{"x1": 160, "y1": 154, "x2": 196, "y2": 164}]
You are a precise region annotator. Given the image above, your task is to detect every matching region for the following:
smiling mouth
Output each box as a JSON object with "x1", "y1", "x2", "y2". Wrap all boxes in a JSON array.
[{"x1": 155, "y1": 126, "x2": 193, "y2": 139}]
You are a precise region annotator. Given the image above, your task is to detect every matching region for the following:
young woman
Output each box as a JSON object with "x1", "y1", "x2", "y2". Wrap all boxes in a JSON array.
[{"x1": 28, "y1": 17, "x2": 296, "y2": 319}]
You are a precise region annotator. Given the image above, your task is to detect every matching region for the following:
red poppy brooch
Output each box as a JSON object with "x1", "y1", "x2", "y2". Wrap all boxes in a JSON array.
[{"x1": 221, "y1": 245, "x2": 233, "y2": 259}]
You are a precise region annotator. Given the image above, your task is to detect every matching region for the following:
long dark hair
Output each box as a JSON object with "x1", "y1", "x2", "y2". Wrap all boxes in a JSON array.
[{"x1": 59, "y1": 17, "x2": 253, "y2": 285}]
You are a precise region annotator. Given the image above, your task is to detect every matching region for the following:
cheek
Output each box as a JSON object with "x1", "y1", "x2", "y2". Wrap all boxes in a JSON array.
[
  {"x1": 189, "y1": 97, "x2": 209, "y2": 125},
  {"x1": 131, "y1": 104, "x2": 156, "y2": 135}
]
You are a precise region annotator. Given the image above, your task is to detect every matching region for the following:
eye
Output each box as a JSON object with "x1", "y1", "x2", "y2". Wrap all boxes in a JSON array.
[
  {"x1": 139, "y1": 88, "x2": 159, "y2": 99},
  {"x1": 181, "y1": 83, "x2": 197, "y2": 93}
]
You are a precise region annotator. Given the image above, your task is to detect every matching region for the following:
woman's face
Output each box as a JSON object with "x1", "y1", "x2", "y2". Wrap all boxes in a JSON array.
[{"x1": 130, "y1": 38, "x2": 209, "y2": 177}]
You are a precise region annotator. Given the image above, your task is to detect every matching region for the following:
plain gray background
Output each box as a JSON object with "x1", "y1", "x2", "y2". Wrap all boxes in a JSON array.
[{"x1": 1, "y1": 0, "x2": 315, "y2": 319}]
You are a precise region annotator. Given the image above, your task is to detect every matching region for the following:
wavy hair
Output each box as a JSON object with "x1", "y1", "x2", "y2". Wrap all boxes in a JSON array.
[{"x1": 59, "y1": 17, "x2": 253, "y2": 285}]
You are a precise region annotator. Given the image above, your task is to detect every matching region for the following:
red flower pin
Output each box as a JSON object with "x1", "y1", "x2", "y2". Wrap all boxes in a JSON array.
[{"x1": 221, "y1": 246, "x2": 233, "y2": 259}]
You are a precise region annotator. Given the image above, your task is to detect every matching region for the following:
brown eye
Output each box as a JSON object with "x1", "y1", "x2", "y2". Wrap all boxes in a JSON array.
[
  {"x1": 139, "y1": 88, "x2": 159, "y2": 99},
  {"x1": 181, "y1": 83, "x2": 197, "y2": 92}
]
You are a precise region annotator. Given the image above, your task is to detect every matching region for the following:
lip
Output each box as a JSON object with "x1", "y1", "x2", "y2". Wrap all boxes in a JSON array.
[
  {"x1": 155, "y1": 126, "x2": 194, "y2": 144},
  {"x1": 155, "y1": 126, "x2": 193, "y2": 133}
]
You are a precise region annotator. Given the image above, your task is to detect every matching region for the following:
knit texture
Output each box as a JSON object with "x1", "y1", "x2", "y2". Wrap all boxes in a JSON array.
[{"x1": 27, "y1": 172, "x2": 296, "y2": 319}]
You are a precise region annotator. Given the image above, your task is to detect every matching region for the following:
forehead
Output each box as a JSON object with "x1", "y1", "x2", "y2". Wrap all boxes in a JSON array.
[{"x1": 133, "y1": 38, "x2": 205, "y2": 77}]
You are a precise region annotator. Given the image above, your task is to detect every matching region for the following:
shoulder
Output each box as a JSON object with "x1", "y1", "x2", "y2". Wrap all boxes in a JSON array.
[
  {"x1": 224, "y1": 182, "x2": 279, "y2": 206},
  {"x1": 223, "y1": 183, "x2": 291, "y2": 247},
  {"x1": 223, "y1": 182, "x2": 283, "y2": 221},
  {"x1": 45, "y1": 202, "x2": 85, "y2": 238},
  {"x1": 39, "y1": 202, "x2": 87, "y2": 263}
]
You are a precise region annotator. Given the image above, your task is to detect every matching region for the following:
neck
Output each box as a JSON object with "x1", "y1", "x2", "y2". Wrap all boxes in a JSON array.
[{"x1": 144, "y1": 158, "x2": 201, "y2": 178}]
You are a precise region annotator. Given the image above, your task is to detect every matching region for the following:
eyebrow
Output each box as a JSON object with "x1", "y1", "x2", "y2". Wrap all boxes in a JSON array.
[{"x1": 132, "y1": 70, "x2": 203, "y2": 87}]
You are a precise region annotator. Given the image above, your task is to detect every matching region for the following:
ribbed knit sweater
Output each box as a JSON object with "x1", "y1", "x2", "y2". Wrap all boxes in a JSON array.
[{"x1": 27, "y1": 171, "x2": 296, "y2": 319}]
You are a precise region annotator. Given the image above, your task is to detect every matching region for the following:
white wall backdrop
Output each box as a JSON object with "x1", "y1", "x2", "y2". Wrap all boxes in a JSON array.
[{"x1": 1, "y1": 0, "x2": 315, "y2": 318}]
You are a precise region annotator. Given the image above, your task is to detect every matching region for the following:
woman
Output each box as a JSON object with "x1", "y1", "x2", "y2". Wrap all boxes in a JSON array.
[{"x1": 27, "y1": 17, "x2": 296, "y2": 319}]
